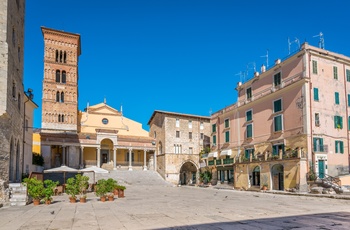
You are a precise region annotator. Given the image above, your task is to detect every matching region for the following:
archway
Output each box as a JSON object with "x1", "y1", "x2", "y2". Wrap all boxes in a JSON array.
[
  {"x1": 252, "y1": 166, "x2": 260, "y2": 186},
  {"x1": 271, "y1": 164, "x2": 284, "y2": 190},
  {"x1": 100, "y1": 139, "x2": 114, "y2": 165},
  {"x1": 179, "y1": 161, "x2": 198, "y2": 185}
]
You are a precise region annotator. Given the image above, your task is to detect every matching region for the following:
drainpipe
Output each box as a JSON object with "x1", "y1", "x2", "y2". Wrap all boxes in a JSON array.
[
  {"x1": 342, "y1": 63, "x2": 350, "y2": 173},
  {"x1": 307, "y1": 50, "x2": 313, "y2": 174}
]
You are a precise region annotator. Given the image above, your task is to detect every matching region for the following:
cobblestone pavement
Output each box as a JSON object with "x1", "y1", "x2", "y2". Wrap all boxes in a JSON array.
[{"x1": 1, "y1": 183, "x2": 350, "y2": 230}]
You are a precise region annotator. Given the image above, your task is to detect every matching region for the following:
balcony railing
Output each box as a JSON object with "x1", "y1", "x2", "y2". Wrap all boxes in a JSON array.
[
  {"x1": 216, "y1": 159, "x2": 222, "y2": 165},
  {"x1": 208, "y1": 160, "x2": 215, "y2": 166},
  {"x1": 223, "y1": 158, "x2": 234, "y2": 164},
  {"x1": 314, "y1": 145, "x2": 328, "y2": 153}
]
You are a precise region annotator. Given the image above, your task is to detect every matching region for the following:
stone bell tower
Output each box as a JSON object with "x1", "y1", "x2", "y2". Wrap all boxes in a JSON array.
[{"x1": 41, "y1": 27, "x2": 81, "y2": 132}]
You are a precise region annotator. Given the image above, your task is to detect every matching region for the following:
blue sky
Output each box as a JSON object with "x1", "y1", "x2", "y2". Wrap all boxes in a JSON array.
[{"x1": 24, "y1": 0, "x2": 350, "y2": 131}]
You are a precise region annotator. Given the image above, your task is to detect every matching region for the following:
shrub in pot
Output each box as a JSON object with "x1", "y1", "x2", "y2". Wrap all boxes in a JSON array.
[
  {"x1": 76, "y1": 174, "x2": 89, "y2": 203},
  {"x1": 95, "y1": 179, "x2": 108, "y2": 202},
  {"x1": 65, "y1": 177, "x2": 79, "y2": 203},
  {"x1": 23, "y1": 177, "x2": 44, "y2": 205},
  {"x1": 43, "y1": 179, "x2": 59, "y2": 205},
  {"x1": 116, "y1": 185, "x2": 126, "y2": 198},
  {"x1": 106, "y1": 178, "x2": 117, "y2": 201}
]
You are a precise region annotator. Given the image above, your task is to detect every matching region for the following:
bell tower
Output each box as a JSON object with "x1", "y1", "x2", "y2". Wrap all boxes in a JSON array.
[{"x1": 41, "y1": 27, "x2": 81, "y2": 132}]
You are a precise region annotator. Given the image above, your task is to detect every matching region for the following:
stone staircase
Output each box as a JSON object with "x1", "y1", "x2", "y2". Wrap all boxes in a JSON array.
[
  {"x1": 9, "y1": 183, "x2": 27, "y2": 206},
  {"x1": 96, "y1": 170, "x2": 173, "y2": 186}
]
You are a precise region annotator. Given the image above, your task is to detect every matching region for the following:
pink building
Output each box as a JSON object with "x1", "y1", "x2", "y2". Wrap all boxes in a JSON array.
[{"x1": 202, "y1": 43, "x2": 350, "y2": 191}]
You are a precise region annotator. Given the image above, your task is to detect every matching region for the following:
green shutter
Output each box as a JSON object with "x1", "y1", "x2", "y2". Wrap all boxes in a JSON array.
[
  {"x1": 335, "y1": 141, "x2": 339, "y2": 153},
  {"x1": 348, "y1": 116, "x2": 350, "y2": 130},
  {"x1": 246, "y1": 110, "x2": 252, "y2": 121},
  {"x1": 334, "y1": 116, "x2": 338, "y2": 128},
  {"x1": 247, "y1": 124, "x2": 252, "y2": 138},
  {"x1": 225, "y1": 131, "x2": 229, "y2": 143},
  {"x1": 274, "y1": 115, "x2": 282, "y2": 131},
  {"x1": 335, "y1": 92, "x2": 339, "y2": 104},
  {"x1": 347, "y1": 69, "x2": 350, "y2": 82},
  {"x1": 340, "y1": 141, "x2": 344, "y2": 154},
  {"x1": 340, "y1": 116, "x2": 343, "y2": 129},
  {"x1": 348, "y1": 95, "x2": 350, "y2": 107},
  {"x1": 213, "y1": 135, "x2": 216, "y2": 145},
  {"x1": 334, "y1": 66, "x2": 338, "y2": 79},
  {"x1": 274, "y1": 99, "x2": 282, "y2": 112},
  {"x1": 312, "y1": 60, "x2": 318, "y2": 74},
  {"x1": 313, "y1": 138, "x2": 317, "y2": 151},
  {"x1": 314, "y1": 88, "x2": 319, "y2": 101}
]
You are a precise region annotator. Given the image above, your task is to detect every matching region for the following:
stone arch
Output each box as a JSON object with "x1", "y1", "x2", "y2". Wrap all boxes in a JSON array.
[
  {"x1": 271, "y1": 164, "x2": 284, "y2": 191},
  {"x1": 179, "y1": 160, "x2": 199, "y2": 185},
  {"x1": 252, "y1": 165, "x2": 260, "y2": 186}
]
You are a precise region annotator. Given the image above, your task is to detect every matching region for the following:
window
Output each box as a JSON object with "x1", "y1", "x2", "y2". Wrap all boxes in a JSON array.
[
  {"x1": 17, "y1": 93, "x2": 21, "y2": 110},
  {"x1": 347, "y1": 69, "x2": 350, "y2": 82},
  {"x1": 188, "y1": 120, "x2": 192, "y2": 129},
  {"x1": 212, "y1": 124, "x2": 216, "y2": 133},
  {"x1": 246, "y1": 124, "x2": 253, "y2": 138},
  {"x1": 246, "y1": 110, "x2": 252, "y2": 121},
  {"x1": 312, "y1": 60, "x2": 318, "y2": 74},
  {"x1": 349, "y1": 116, "x2": 350, "y2": 131},
  {"x1": 246, "y1": 87, "x2": 252, "y2": 99},
  {"x1": 348, "y1": 94, "x2": 350, "y2": 107},
  {"x1": 61, "y1": 92, "x2": 64, "y2": 103},
  {"x1": 56, "y1": 70, "x2": 60, "y2": 83},
  {"x1": 61, "y1": 114, "x2": 64, "y2": 122},
  {"x1": 274, "y1": 115, "x2": 283, "y2": 132},
  {"x1": 315, "y1": 113, "x2": 320, "y2": 127},
  {"x1": 314, "y1": 88, "x2": 319, "y2": 101},
  {"x1": 245, "y1": 149, "x2": 254, "y2": 159},
  {"x1": 62, "y1": 71, "x2": 66, "y2": 83},
  {"x1": 189, "y1": 147, "x2": 193, "y2": 154},
  {"x1": 224, "y1": 119, "x2": 230, "y2": 128},
  {"x1": 154, "y1": 131, "x2": 156, "y2": 138},
  {"x1": 225, "y1": 131, "x2": 230, "y2": 143},
  {"x1": 189, "y1": 132, "x2": 192, "y2": 139},
  {"x1": 333, "y1": 66, "x2": 338, "y2": 80},
  {"x1": 176, "y1": 119, "x2": 180, "y2": 127},
  {"x1": 12, "y1": 82, "x2": 16, "y2": 98},
  {"x1": 274, "y1": 72, "x2": 281, "y2": 86},
  {"x1": 60, "y1": 50, "x2": 63, "y2": 62},
  {"x1": 212, "y1": 135, "x2": 216, "y2": 146},
  {"x1": 56, "y1": 91, "x2": 60, "y2": 102},
  {"x1": 63, "y1": 51, "x2": 67, "y2": 63},
  {"x1": 273, "y1": 99, "x2": 282, "y2": 113},
  {"x1": 200, "y1": 133, "x2": 204, "y2": 139},
  {"x1": 58, "y1": 114, "x2": 61, "y2": 122},
  {"x1": 335, "y1": 140, "x2": 344, "y2": 154},
  {"x1": 313, "y1": 138, "x2": 324, "y2": 152},
  {"x1": 200, "y1": 122, "x2": 204, "y2": 130},
  {"x1": 272, "y1": 144, "x2": 284, "y2": 156},
  {"x1": 334, "y1": 116, "x2": 343, "y2": 129},
  {"x1": 335, "y1": 92, "x2": 339, "y2": 105},
  {"x1": 55, "y1": 50, "x2": 59, "y2": 62},
  {"x1": 176, "y1": 131, "x2": 180, "y2": 138}
]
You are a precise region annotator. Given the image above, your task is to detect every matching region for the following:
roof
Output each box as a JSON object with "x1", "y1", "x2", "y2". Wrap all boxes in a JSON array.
[{"x1": 148, "y1": 110, "x2": 210, "y2": 125}]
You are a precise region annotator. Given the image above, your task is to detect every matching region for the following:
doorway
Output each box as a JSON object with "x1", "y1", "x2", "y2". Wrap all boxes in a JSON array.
[
  {"x1": 318, "y1": 160, "x2": 325, "y2": 179},
  {"x1": 271, "y1": 164, "x2": 284, "y2": 190},
  {"x1": 101, "y1": 149, "x2": 109, "y2": 164},
  {"x1": 252, "y1": 166, "x2": 260, "y2": 186}
]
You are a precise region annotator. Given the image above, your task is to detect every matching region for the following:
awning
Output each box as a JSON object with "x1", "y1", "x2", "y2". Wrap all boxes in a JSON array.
[
  {"x1": 220, "y1": 149, "x2": 232, "y2": 157},
  {"x1": 208, "y1": 151, "x2": 218, "y2": 158}
]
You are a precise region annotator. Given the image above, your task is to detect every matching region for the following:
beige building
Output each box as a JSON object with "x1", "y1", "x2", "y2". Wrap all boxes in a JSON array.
[
  {"x1": 203, "y1": 43, "x2": 350, "y2": 192},
  {"x1": 38, "y1": 27, "x2": 156, "y2": 171},
  {"x1": 0, "y1": 0, "x2": 26, "y2": 203},
  {"x1": 148, "y1": 111, "x2": 210, "y2": 185}
]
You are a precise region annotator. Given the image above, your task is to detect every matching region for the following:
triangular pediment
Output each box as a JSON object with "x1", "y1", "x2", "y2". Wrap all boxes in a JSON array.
[{"x1": 87, "y1": 103, "x2": 121, "y2": 116}]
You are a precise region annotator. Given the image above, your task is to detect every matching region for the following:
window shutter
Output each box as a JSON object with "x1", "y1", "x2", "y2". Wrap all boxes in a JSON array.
[
  {"x1": 334, "y1": 116, "x2": 338, "y2": 128},
  {"x1": 348, "y1": 94, "x2": 350, "y2": 107},
  {"x1": 314, "y1": 88, "x2": 319, "y2": 101},
  {"x1": 340, "y1": 116, "x2": 343, "y2": 129},
  {"x1": 335, "y1": 141, "x2": 338, "y2": 153},
  {"x1": 313, "y1": 138, "x2": 317, "y2": 151},
  {"x1": 335, "y1": 92, "x2": 339, "y2": 104},
  {"x1": 340, "y1": 141, "x2": 344, "y2": 154}
]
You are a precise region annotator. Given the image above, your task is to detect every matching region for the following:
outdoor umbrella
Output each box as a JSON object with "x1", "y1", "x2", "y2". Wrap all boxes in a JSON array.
[
  {"x1": 44, "y1": 165, "x2": 79, "y2": 185},
  {"x1": 79, "y1": 166, "x2": 109, "y2": 184}
]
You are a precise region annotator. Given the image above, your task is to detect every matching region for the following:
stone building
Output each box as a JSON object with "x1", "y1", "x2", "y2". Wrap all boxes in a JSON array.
[
  {"x1": 0, "y1": 0, "x2": 26, "y2": 203},
  {"x1": 202, "y1": 43, "x2": 350, "y2": 192},
  {"x1": 38, "y1": 27, "x2": 156, "y2": 170},
  {"x1": 148, "y1": 111, "x2": 210, "y2": 185}
]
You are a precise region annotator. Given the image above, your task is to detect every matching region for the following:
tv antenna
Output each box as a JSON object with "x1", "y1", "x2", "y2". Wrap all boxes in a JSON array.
[
  {"x1": 246, "y1": 62, "x2": 256, "y2": 77},
  {"x1": 260, "y1": 50, "x2": 269, "y2": 68},
  {"x1": 235, "y1": 71, "x2": 247, "y2": 83},
  {"x1": 288, "y1": 37, "x2": 300, "y2": 54},
  {"x1": 313, "y1": 32, "x2": 325, "y2": 49}
]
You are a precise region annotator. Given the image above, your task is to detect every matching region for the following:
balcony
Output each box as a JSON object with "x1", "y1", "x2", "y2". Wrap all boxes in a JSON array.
[
  {"x1": 208, "y1": 160, "x2": 215, "y2": 166},
  {"x1": 314, "y1": 145, "x2": 328, "y2": 153},
  {"x1": 223, "y1": 158, "x2": 234, "y2": 164},
  {"x1": 216, "y1": 159, "x2": 222, "y2": 165}
]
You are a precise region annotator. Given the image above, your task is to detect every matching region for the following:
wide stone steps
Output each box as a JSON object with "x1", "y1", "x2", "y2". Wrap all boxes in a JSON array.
[{"x1": 9, "y1": 183, "x2": 27, "y2": 206}]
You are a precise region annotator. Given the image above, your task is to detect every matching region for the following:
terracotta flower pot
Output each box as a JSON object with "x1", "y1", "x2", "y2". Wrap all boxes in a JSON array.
[
  {"x1": 45, "y1": 199, "x2": 52, "y2": 205},
  {"x1": 262, "y1": 186, "x2": 268, "y2": 191},
  {"x1": 113, "y1": 189, "x2": 119, "y2": 196},
  {"x1": 80, "y1": 197, "x2": 87, "y2": 203},
  {"x1": 118, "y1": 189, "x2": 125, "y2": 198},
  {"x1": 69, "y1": 197, "x2": 77, "y2": 203},
  {"x1": 108, "y1": 195, "x2": 114, "y2": 201},
  {"x1": 100, "y1": 196, "x2": 106, "y2": 202},
  {"x1": 33, "y1": 199, "x2": 41, "y2": 206}
]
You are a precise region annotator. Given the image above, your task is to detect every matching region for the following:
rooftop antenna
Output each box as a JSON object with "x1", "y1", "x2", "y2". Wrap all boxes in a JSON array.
[
  {"x1": 260, "y1": 49, "x2": 269, "y2": 68},
  {"x1": 288, "y1": 37, "x2": 300, "y2": 54},
  {"x1": 246, "y1": 62, "x2": 256, "y2": 76},
  {"x1": 313, "y1": 32, "x2": 325, "y2": 49},
  {"x1": 235, "y1": 71, "x2": 246, "y2": 83},
  {"x1": 103, "y1": 96, "x2": 106, "y2": 104},
  {"x1": 209, "y1": 108, "x2": 212, "y2": 116}
]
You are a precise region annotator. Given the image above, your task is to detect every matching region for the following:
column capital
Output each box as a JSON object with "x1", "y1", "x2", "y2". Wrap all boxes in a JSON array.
[
  {"x1": 128, "y1": 147, "x2": 133, "y2": 152},
  {"x1": 97, "y1": 147, "x2": 101, "y2": 150}
]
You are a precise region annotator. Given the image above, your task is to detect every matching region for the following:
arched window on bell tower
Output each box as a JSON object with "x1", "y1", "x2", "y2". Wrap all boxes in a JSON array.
[
  {"x1": 56, "y1": 91, "x2": 60, "y2": 102},
  {"x1": 55, "y1": 50, "x2": 58, "y2": 62},
  {"x1": 61, "y1": 92, "x2": 64, "y2": 103},
  {"x1": 62, "y1": 71, "x2": 66, "y2": 83},
  {"x1": 63, "y1": 51, "x2": 67, "y2": 63},
  {"x1": 58, "y1": 114, "x2": 61, "y2": 122},
  {"x1": 60, "y1": 50, "x2": 63, "y2": 62},
  {"x1": 56, "y1": 70, "x2": 60, "y2": 82},
  {"x1": 62, "y1": 114, "x2": 65, "y2": 122}
]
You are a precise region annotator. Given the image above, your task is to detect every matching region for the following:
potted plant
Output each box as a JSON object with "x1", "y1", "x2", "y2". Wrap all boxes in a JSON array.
[
  {"x1": 116, "y1": 185, "x2": 126, "y2": 198},
  {"x1": 65, "y1": 177, "x2": 79, "y2": 203},
  {"x1": 106, "y1": 178, "x2": 117, "y2": 201},
  {"x1": 261, "y1": 183, "x2": 268, "y2": 191},
  {"x1": 23, "y1": 177, "x2": 44, "y2": 205},
  {"x1": 95, "y1": 179, "x2": 108, "y2": 202},
  {"x1": 76, "y1": 174, "x2": 89, "y2": 203},
  {"x1": 43, "y1": 179, "x2": 59, "y2": 205}
]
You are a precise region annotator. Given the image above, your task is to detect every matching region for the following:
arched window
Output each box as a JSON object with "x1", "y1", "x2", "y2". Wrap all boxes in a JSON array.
[
  {"x1": 62, "y1": 114, "x2": 64, "y2": 122},
  {"x1": 17, "y1": 93, "x2": 21, "y2": 110},
  {"x1": 56, "y1": 91, "x2": 60, "y2": 102},
  {"x1": 63, "y1": 51, "x2": 67, "y2": 63},
  {"x1": 62, "y1": 71, "x2": 66, "y2": 83},
  {"x1": 60, "y1": 50, "x2": 63, "y2": 62},
  {"x1": 12, "y1": 82, "x2": 16, "y2": 98},
  {"x1": 55, "y1": 50, "x2": 58, "y2": 62},
  {"x1": 58, "y1": 114, "x2": 61, "y2": 122},
  {"x1": 61, "y1": 92, "x2": 64, "y2": 103},
  {"x1": 56, "y1": 70, "x2": 60, "y2": 82}
]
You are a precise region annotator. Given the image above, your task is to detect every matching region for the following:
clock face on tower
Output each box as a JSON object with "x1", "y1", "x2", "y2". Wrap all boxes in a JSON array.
[{"x1": 102, "y1": 118, "x2": 109, "y2": 125}]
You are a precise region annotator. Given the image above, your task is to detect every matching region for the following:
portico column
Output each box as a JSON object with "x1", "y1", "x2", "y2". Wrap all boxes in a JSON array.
[
  {"x1": 153, "y1": 151, "x2": 157, "y2": 171},
  {"x1": 97, "y1": 147, "x2": 101, "y2": 167},
  {"x1": 62, "y1": 146, "x2": 66, "y2": 166},
  {"x1": 128, "y1": 148, "x2": 133, "y2": 171},
  {"x1": 80, "y1": 146, "x2": 84, "y2": 168},
  {"x1": 143, "y1": 149, "x2": 147, "y2": 171},
  {"x1": 113, "y1": 147, "x2": 117, "y2": 170}
]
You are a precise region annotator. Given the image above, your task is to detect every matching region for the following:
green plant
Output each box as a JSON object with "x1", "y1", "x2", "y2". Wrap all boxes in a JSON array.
[
  {"x1": 32, "y1": 152, "x2": 44, "y2": 166},
  {"x1": 43, "y1": 179, "x2": 59, "y2": 201},
  {"x1": 115, "y1": 185, "x2": 126, "y2": 191},
  {"x1": 23, "y1": 177, "x2": 44, "y2": 200},
  {"x1": 75, "y1": 174, "x2": 89, "y2": 198},
  {"x1": 200, "y1": 171, "x2": 212, "y2": 184},
  {"x1": 95, "y1": 179, "x2": 108, "y2": 197},
  {"x1": 65, "y1": 177, "x2": 79, "y2": 199}
]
